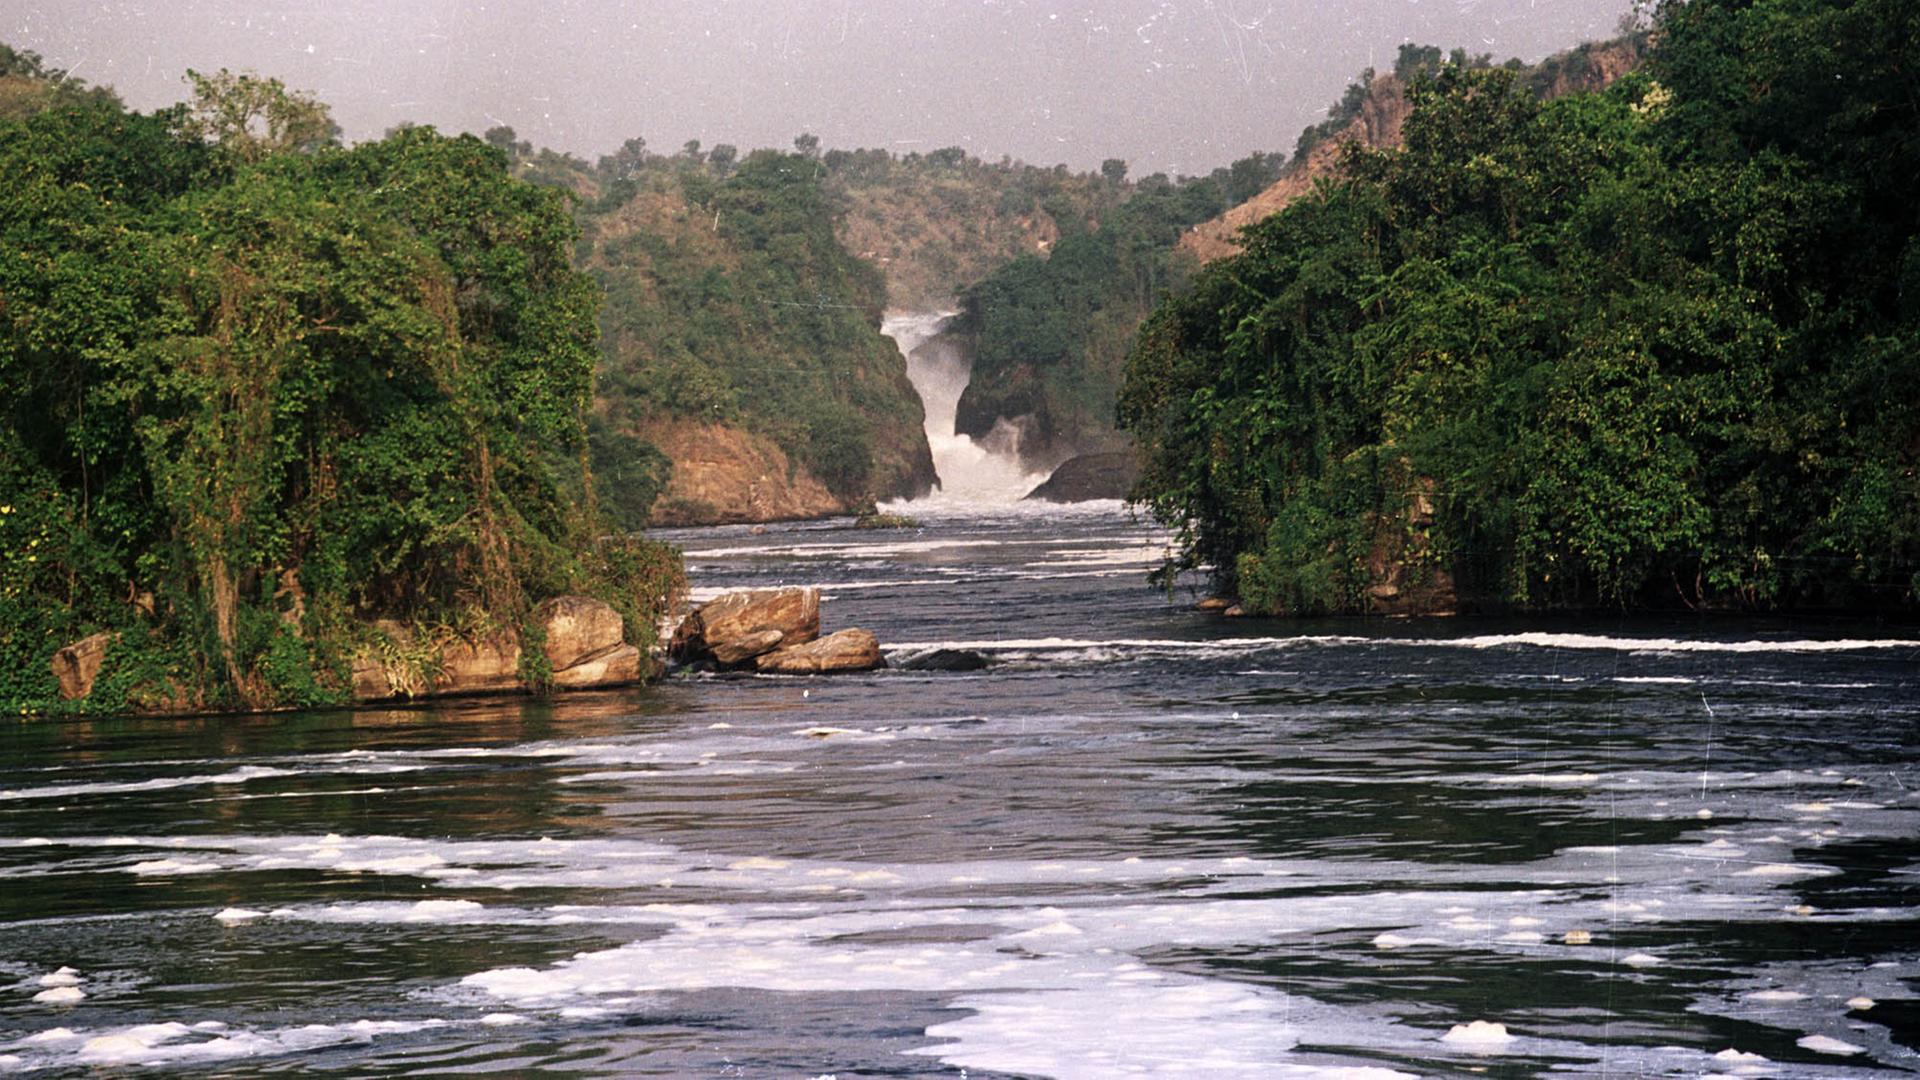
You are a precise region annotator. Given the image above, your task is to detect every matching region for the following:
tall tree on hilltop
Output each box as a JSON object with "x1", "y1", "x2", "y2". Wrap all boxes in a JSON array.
[{"x1": 181, "y1": 69, "x2": 337, "y2": 162}]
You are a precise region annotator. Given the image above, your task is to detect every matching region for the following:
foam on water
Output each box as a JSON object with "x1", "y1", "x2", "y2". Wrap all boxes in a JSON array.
[
  {"x1": 4, "y1": 798, "x2": 1913, "y2": 1076},
  {"x1": 0, "y1": 1017, "x2": 447, "y2": 1069},
  {"x1": 881, "y1": 631, "x2": 1920, "y2": 660},
  {"x1": 0, "y1": 765, "x2": 296, "y2": 802}
]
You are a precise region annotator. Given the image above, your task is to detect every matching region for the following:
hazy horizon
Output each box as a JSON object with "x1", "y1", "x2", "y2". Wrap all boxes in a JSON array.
[{"x1": 13, "y1": 1, "x2": 1634, "y2": 175}]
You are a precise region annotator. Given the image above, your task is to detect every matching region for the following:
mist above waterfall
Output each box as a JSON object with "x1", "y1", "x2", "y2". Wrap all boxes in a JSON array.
[{"x1": 882, "y1": 312, "x2": 1046, "y2": 509}]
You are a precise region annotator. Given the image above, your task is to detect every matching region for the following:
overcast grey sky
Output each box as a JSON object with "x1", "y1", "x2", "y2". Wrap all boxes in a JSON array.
[{"x1": 11, "y1": 1, "x2": 1632, "y2": 176}]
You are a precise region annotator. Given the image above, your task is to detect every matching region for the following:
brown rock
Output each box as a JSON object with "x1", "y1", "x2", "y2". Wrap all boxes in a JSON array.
[
  {"x1": 1195, "y1": 597, "x2": 1234, "y2": 612},
  {"x1": 350, "y1": 655, "x2": 397, "y2": 701},
  {"x1": 755, "y1": 628, "x2": 885, "y2": 675},
  {"x1": 671, "y1": 587, "x2": 819, "y2": 663},
  {"x1": 551, "y1": 643, "x2": 643, "y2": 688},
  {"x1": 535, "y1": 595, "x2": 626, "y2": 670},
  {"x1": 712, "y1": 629, "x2": 785, "y2": 666},
  {"x1": 1363, "y1": 475, "x2": 1458, "y2": 617},
  {"x1": 432, "y1": 632, "x2": 523, "y2": 695},
  {"x1": 641, "y1": 421, "x2": 851, "y2": 526},
  {"x1": 1025, "y1": 451, "x2": 1139, "y2": 503},
  {"x1": 51, "y1": 631, "x2": 117, "y2": 700}
]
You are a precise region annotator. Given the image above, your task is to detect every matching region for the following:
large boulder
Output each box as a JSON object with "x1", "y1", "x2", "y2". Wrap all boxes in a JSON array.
[
  {"x1": 712, "y1": 629, "x2": 786, "y2": 666},
  {"x1": 551, "y1": 643, "x2": 643, "y2": 689},
  {"x1": 432, "y1": 632, "x2": 523, "y2": 695},
  {"x1": 670, "y1": 587, "x2": 820, "y2": 664},
  {"x1": 754, "y1": 628, "x2": 885, "y2": 675},
  {"x1": 351, "y1": 604, "x2": 644, "y2": 701},
  {"x1": 1025, "y1": 451, "x2": 1139, "y2": 503},
  {"x1": 534, "y1": 596, "x2": 626, "y2": 670},
  {"x1": 50, "y1": 631, "x2": 117, "y2": 700}
]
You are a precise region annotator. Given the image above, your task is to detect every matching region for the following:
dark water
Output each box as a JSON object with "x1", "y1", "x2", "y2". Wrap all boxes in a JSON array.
[{"x1": 2, "y1": 503, "x2": 1917, "y2": 1077}]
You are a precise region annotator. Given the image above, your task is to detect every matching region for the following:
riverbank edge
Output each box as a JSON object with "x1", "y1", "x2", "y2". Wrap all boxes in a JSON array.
[{"x1": 42, "y1": 594, "x2": 678, "y2": 719}]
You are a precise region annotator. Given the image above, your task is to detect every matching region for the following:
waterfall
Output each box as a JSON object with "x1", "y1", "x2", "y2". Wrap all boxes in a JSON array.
[{"x1": 882, "y1": 310, "x2": 1046, "y2": 509}]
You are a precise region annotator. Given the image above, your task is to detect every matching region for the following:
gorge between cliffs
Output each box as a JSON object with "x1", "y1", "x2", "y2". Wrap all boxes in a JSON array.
[{"x1": 4, "y1": 1, "x2": 1919, "y2": 1075}]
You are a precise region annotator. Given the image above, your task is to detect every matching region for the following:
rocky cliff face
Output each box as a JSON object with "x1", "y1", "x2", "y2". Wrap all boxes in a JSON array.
[
  {"x1": 1180, "y1": 72, "x2": 1414, "y2": 265},
  {"x1": 642, "y1": 420, "x2": 860, "y2": 527},
  {"x1": 580, "y1": 152, "x2": 937, "y2": 527},
  {"x1": 1180, "y1": 38, "x2": 1644, "y2": 266}
]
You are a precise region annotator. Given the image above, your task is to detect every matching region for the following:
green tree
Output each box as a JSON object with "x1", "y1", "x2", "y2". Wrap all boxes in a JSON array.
[
  {"x1": 181, "y1": 68, "x2": 338, "y2": 162},
  {"x1": 1119, "y1": 1, "x2": 1920, "y2": 613}
]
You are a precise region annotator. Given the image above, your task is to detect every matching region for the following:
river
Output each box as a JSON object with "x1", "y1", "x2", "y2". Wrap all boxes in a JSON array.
[
  {"x1": 2, "y1": 500, "x2": 1916, "y2": 1076},
  {"x1": 1, "y1": 325, "x2": 1918, "y2": 1076}
]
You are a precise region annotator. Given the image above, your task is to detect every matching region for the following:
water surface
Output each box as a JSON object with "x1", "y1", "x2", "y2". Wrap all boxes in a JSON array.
[{"x1": 2, "y1": 503, "x2": 1917, "y2": 1076}]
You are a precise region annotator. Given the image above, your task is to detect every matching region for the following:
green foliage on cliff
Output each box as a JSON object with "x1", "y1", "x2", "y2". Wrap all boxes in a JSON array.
[
  {"x1": 1119, "y1": 0, "x2": 1919, "y2": 613},
  {"x1": 0, "y1": 76, "x2": 680, "y2": 713},
  {"x1": 578, "y1": 147, "x2": 933, "y2": 507},
  {"x1": 946, "y1": 154, "x2": 1285, "y2": 464},
  {"x1": 477, "y1": 129, "x2": 1155, "y2": 518}
]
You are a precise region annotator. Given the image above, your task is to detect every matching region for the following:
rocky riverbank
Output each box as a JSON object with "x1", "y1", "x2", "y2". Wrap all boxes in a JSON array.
[{"x1": 49, "y1": 585, "x2": 888, "y2": 715}]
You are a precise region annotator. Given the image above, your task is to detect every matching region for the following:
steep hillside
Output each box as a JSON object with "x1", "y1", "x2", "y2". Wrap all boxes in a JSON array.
[
  {"x1": 934, "y1": 154, "x2": 1285, "y2": 471},
  {"x1": 1181, "y1": 38, "x2": 1645, "y2": 264},
  {"x1": 1119, "y1": 0, "x2": 1919, "y2": 614},
  {"x1": 491, "y1": 136, "x2": 1126, "y2": 525},
  {"x1": 826, "y1": 148, "x2": 1124, "y2": 309},
  {"x1": 577, "y1": 151, "x2": 936, "y2": 526},
  {"x1": 931, "y1": 37, "x2": 1647, "y2": 480},
  {"x1": 0, "y1": 43, "x2": 120, "y2": 122}
]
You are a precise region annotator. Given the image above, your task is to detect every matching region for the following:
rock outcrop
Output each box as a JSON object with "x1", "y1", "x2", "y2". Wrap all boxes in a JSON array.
[
  {"x1": 755, "y1": 629, "x2": 885, "y2": 674},
  {"x1": 670, "y1": 587, "x2": 821, "y2": 664},
  {"x1": 550, "y1": 643, "x2": 644, "y2": 689},
  {"x1": 352, "y1": 596, "x2": 649, "y2": 702},
  {"x1": 50, "y1": 631, "x2": 116, "y2": 700},
  {"x1": 638, "y1": 419, "x2": 938, "y2": 528},
  {"x1": 644, "y1": 422, "x2": 850, "y2": 527},
  {"x1": 713, "y1": 629, "x2": 787, "y2": 666},
  {"x1": 534, "y1": 595, "x2": 626, "y2": 670},
  {"x1": 1363, "y1": 480, "x2": 1458, "y2": 617},
  {"x1": 431, "y1": 632, "x2": 523, "y2": 695},
  {"x1": 1180, "y1": 72, "x2": 1414, "y2": 266},
  {"x1": 670, "y1": 587, "x2": 883, "y2": 674},
  {"x1": 1026, "y1": 451, "x2": 1139, "y2": 503}
]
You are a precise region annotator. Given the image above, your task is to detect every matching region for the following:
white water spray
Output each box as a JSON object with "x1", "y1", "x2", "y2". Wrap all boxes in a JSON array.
[{"x1": 882, "y1": 311, "x2": 1047, "y2": 509}]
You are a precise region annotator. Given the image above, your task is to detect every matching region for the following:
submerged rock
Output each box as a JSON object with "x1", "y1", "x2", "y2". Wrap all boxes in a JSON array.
[
  {"x1": 898, "y1": 648, "x2": 992, "y2": 672},
  {"x1": 755, "y1": 629, "x2": 885, "y2": 674},
  {"x1": 1024, "y1": 451, "x2": 1139, "y2": 503}
]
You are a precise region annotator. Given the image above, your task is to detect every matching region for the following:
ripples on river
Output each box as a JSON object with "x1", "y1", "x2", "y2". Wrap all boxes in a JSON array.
[{"x1": 1, "y1": 503, "x2": 1916, "y2": 1076}]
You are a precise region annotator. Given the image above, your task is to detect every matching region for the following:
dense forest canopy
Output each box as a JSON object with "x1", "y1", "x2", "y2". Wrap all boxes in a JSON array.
[
  {"x1": 1119, "y1": 0, "x2": 1918, "y2": 614},
  {"x1": 944, "y1": 151, "x2": 1286, "y2": 467},
  {"x1": 0, "y1": 66, "x2": 678, "y2": 713}
]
